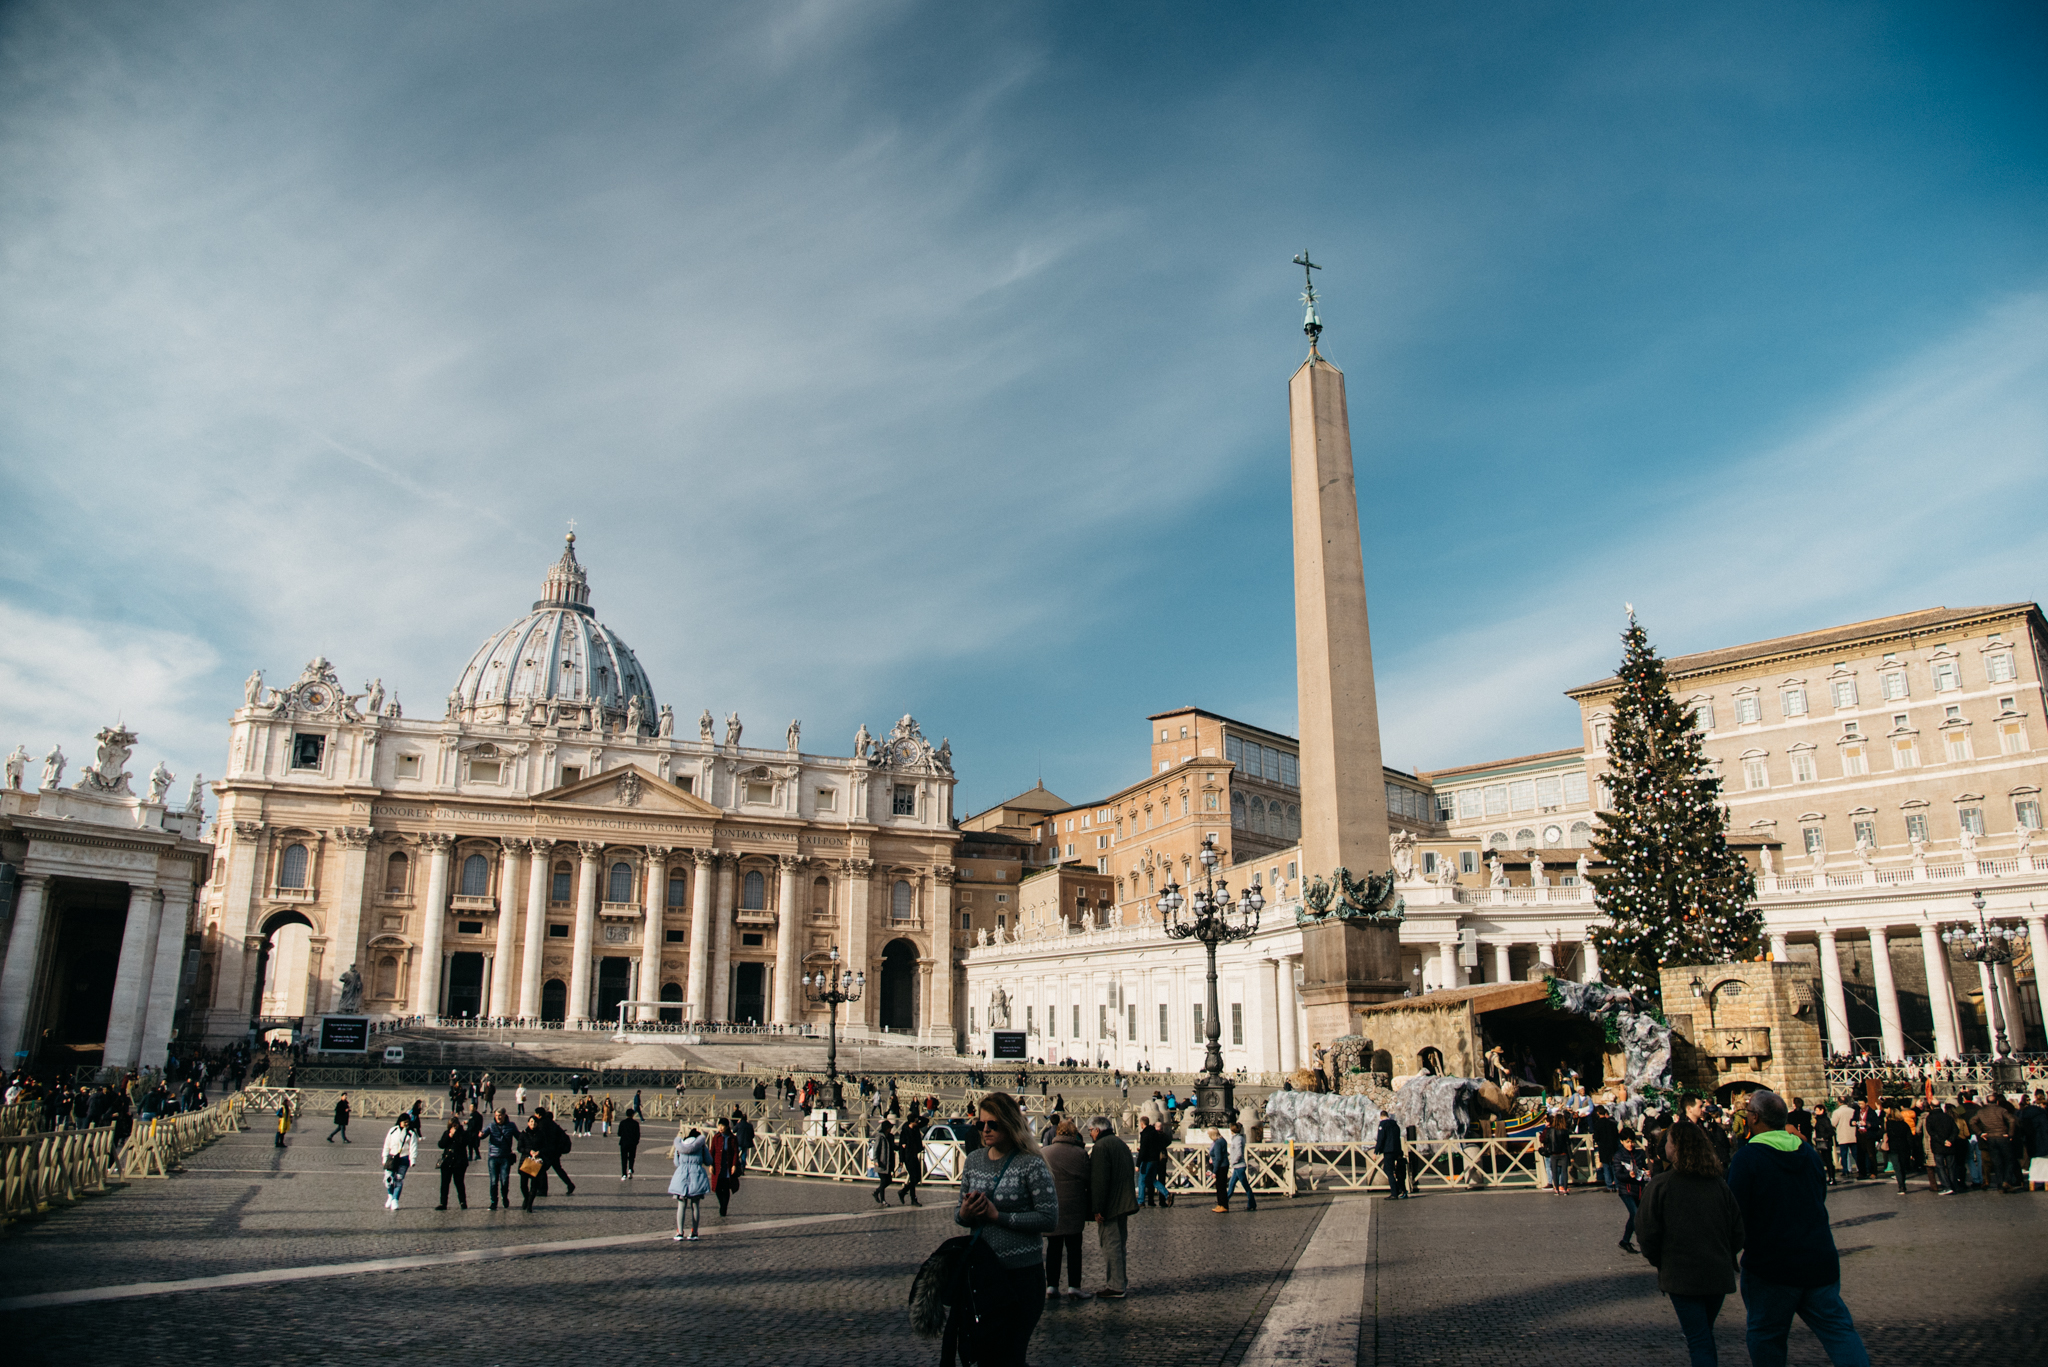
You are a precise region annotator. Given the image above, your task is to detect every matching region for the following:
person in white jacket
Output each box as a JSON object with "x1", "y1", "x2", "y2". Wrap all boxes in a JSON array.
[{"x1": 382, "y1": 1117, "x2": 419, "y2": 1210}]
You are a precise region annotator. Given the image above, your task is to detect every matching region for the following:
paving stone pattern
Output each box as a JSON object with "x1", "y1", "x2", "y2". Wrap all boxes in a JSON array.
[
  {"x1": 3, "y1": 1122, "x2": 1330, "y2": 1367},
  {"x1": 1368, "y1": 1179, "x2": 2046, "y2": 1366}
]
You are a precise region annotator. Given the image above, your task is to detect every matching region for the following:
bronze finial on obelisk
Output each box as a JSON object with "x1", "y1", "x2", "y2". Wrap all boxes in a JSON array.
[{"x1": 1286, "y1": 253, "x2": 1404, "y2": 1043}]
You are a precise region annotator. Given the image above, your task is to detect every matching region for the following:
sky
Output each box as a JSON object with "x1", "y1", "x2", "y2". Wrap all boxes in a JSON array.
[{"x1": 1, "y1": 2, "x2": 2044, "y2": 817}]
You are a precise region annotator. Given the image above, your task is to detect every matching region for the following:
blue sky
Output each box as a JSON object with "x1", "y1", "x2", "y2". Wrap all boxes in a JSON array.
[{"x1": 1, "y1": 2, "x2": 2044, "y2": 816}]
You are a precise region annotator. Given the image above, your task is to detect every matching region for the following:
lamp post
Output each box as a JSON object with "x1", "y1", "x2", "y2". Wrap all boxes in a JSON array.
[
  {"x1": 801, "y1": 945, "x2": 864, "y2": 1113},
  {"x1": 1942, "y1": 890, "x2": 2021, "y2": 1061},
  {"x1": 1161, "y1": 833, "x2": 1263, "y2": 1128}
]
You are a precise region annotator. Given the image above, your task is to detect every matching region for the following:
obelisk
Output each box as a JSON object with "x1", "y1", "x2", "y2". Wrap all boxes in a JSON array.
[{"x1": 1287, "y1": 254, "x2": 1404, "y2": 1044}]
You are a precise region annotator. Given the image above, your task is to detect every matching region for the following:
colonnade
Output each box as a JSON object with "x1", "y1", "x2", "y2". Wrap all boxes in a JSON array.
[
  {"x1": 1421, "y1": 933, "x2": 1602, "y2": 992},
  {"x1": 1806, "y1": 913, "x2": 2048, "y2": 1059}
]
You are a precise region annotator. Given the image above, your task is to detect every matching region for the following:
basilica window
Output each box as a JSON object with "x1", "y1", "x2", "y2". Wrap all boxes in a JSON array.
[
  {"x1": 892, "y1": 784, "x2": 916, "y2": 816},
  {"x1": 668, "y1": 873, "x2": 688, "y2": 908},
  {"x1": 393, "y1": 753, "x2": 421, "y2": 779},
  {"x1": 385, "y1": 852, "x2": 409, "y2": 895},
  {"x1": 814, "y1": 787, "x2": 837, "y2": 812},
  {"x1": 746, "y1": 781, "x2": 775, "y2": 805},
  {"x1": 460, "y1": 854, "x2": 490, "y2": 897},
  {"x1": 892, "y1": 880, "x2": 914, "y2": 920},
  {"x1": 551, "y1": 862, "x2": 573, "y2": 902},
  {"x1": 742, "y1": 870, "x2": 766, "y2": 910},
  {"x1": 278, "y1": 842, "x2": 310, "y2": 889},
  {"x1": 559, "y1": 766, "x2": 582, "y2": 784},
  {"x1": 291, "y1": 734, "x2": 324, "y2": 770},
  {"x1": 608, "y1": 861, "x2": 633, "y2": 903}
]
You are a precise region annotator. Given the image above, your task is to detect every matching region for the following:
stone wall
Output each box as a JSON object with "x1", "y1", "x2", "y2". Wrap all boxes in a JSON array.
[
  {"x1": 1349, "y1": 998, "x2": 1482, "y2": 1080},
  {"x1": 1659, "y1": 962, "x2": 1826, "y2": 1104}
]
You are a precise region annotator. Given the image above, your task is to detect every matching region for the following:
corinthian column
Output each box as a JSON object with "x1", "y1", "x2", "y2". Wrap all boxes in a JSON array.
[
  {"x1": 103, "y1": 882, "x2": 164, "y2": 1070},
  {"x1": 640, "y1": 848, "x2": 671, "y2": 1021},
  {"x1": 412, "y1": 834, "x2": 455, "y2": 1017},
  {"x1": 569, "y1": 842, "x2": 602, "y2": 1023},
  {"x1": 490, "y1": 838, "x2": 526, "y2": 1019},
  {"x1": 0, "y1": 874, "x2": 52, "y2": 1062},
  {"x1": 519, "y1": 840, "x2": 551, "y2": 1019},
  {"x1": 772, "y1": 855, "x2": 804, "y2": 1025},
  {"x1": 710, "y1": 856, "x2": 736, "y2": 1020},
  {"x1": 687, "y1": 850, "x2": 715, "y2": 1021}
]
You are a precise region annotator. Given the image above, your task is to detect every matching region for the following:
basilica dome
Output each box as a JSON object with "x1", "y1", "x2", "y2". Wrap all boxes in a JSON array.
[{"x1": 450, "y1": 534, "x2": 659, "y2": 731}]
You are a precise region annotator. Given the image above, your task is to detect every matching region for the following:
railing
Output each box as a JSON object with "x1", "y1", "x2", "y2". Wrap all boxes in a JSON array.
[
  {"x1": 1824, "y1": 1056, "x2": 2048, "y2": 1094},
  {"x1": 742, "y1": 1132, "x2": 1601, "y2": 1194},
  {"x1": 119, "y1": 1094, "x2": 249, "y2": 1178},
  {"x1": 0, "y1": 1100, "x2": 46, "y2": 1137},
  {"x1": 1, "y1": 1124, "x2": 118, "y2": 1223}
]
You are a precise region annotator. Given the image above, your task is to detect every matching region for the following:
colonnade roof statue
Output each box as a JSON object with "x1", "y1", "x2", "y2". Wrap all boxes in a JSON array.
[{"x1": 450, "y1": 531, "x2": 659, "y2": 733}]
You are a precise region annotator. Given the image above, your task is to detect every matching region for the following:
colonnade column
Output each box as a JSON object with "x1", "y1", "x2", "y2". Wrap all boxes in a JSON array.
[
  {"x1": 1493, "y1": 943, "x2": 1512, "y2": 986},
  {"x1": 490, "y1": 839, "x2": 525, "y2": 1020},
  {"x1": 518, "y1": 840, "x2": 551, "y2": 1019},
  {"x1": 102, "y1": 882, "x2": 164, "y2": 1069},
  {"x1": 568, "y1": 843, "x2": 602, "y2": 1023},
  {"x1": 1769, "y1": 931, "x2": 1790, "y2": 962},
  {"x1": 1868, "y1": 927, "x2": 1904, "y2": 1060},
  {"x1": 686, "y1": 851, "x2": 714, "y2": 1021},
  {"x1": 1816, "y1": 928, "x2": 1852, "y2": 1055},
  {"x1": 1275, "y1": 956, "x2": 1300, "y2": 1073},
  {"x1": 771, "y1": 855, "x2": 802, "y2": 1025},
  {"x1": 1436, "y1": 937, "x2": 1460, "y2": 991},
  {"x1": 637, "y1": 849, "x2": 670, "y2": 1022},
  {"x1": 1995, "y1": 963, "x2": 2026, "y2": 1053},
  {"x1": 1975, "y1": 961, "x2": 2001, "y2": 1051},
  {"x1": 1580, "y1": 935, "x2": 1601, "y2": 983},
  {"x1": 138, "y1": 884, "x2": 194, "y2": 1067},
  {"x1": 710, "y1": 856, "x2": 736, "y2": 1021},
  {"x1": 1917, "y1": 923, "x2": 1961, "y2": 1059},
  {"x1": 2027, "y1": 913, "x2": 2048, "y2": 1050},
  {"x1": 412, "y1": 834, "x2": 454, "y2": 1017}
]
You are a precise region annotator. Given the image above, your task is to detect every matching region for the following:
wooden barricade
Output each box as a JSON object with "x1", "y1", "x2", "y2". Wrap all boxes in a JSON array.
[{"x1": 1, "y1": 1125, "x2": 118, "y2": 1223}]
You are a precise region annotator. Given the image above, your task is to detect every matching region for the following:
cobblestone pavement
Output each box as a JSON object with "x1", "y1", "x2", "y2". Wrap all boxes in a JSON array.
[
  {"x1": 7, "y1": 1127, "x2": 2040, "y2": 1366},
  {"x1": 2, "y1": 1122, "x2": 1330, "y2": 1366},
  {"x1": 1368, "y1": 1178, "x2": 2046, "y2": 1366}
]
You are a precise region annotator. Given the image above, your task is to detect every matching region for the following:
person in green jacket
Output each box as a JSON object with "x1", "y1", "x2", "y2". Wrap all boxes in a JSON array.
[{"x1": 1087, "y1": 1115, "x2": 1138, "y2": 1299}]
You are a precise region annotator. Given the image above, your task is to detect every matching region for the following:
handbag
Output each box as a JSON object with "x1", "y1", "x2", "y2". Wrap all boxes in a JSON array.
[
  {"x1": 518, "y1": 1154, "x2": 544, "y2": 1177},
  {"x1": 384, "y1": 1153, "x2": 406, "y2": 1174},
  {"x1": 909, "y1": 1153, "x2": 1015, "y2": 1363}
]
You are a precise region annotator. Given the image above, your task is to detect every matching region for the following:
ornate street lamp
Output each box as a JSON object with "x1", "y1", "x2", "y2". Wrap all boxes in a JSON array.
[
  {"x1": 801, "y1": 945, "x2": 864, "y2": 1113},
  {"x1": 1942, "y1": 890, "x2": 2022, "y2": 1060},
  {"x1": 1161, "y1": 833, "x2": 1263, "y2": 1127}
]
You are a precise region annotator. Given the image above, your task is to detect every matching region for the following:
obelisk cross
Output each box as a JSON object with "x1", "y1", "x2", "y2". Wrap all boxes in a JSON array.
[{"x1": 1292, "y1": 251, "x2": 1323, "y2": 346}]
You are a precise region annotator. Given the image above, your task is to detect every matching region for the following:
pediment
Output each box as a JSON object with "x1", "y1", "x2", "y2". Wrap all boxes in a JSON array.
[{"x1": 536, "y1": 764, "x2": 723, "y2": 817}]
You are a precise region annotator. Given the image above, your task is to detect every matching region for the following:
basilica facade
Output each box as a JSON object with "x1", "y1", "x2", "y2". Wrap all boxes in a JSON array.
[{"x1": 194, "y1": 535, "x2": 960, "y2": 1046}]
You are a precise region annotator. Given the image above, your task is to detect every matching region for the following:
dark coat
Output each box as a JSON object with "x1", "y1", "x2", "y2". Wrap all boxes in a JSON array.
[
  {"x1": 1089, "y1": 1131, "x2": 1139, "y2": 1220},
  {"x1": 437, "y1": 1127, "x2": 470, "y2": 1170},
  {"x1": 484, "y1": 1119, "x2": 519, "y2": 1162},
  {"x1": 617, "y1": 1115, "x2": 641, "y2": 1149},
  {"x1": 333, "y1": 1099, "x2": 350, "y2": 1125},
  {"x1": 1726, "y1": 1134, "x2": 1839, "y2": 1288},
  {"x1": 1374, "y1": 1115, "x2": 1403, "y2": 1160},
  {"x1": 1637, "y1": 1171, "x2": 1743, "y2": 1296},
  {"x1": 1136, "y1": 1124, "x2": 1169, "y2": 1165}
]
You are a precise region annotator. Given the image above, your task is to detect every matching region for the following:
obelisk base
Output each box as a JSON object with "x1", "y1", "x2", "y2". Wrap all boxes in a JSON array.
[{"x1": 1299, "y1": 920, "x2": 1405, "y2": 1046}]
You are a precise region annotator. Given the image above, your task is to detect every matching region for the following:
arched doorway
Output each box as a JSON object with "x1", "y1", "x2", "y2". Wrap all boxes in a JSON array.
[
  {"x1": 659, "y1": 981, "x2": 683, "y2": 1023},
  {"x1": 250, "y1": 909, "x2": 316, "y2": 1029},
  {"x1": 879, "y1": 939, "x2": 919, "y2": 1032},
  {"x1": 540, "y1": 978, "x2": 567, "y2": 1022}
]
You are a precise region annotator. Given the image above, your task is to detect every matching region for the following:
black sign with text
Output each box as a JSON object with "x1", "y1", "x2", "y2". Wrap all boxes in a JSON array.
[{"x1": 318, "y1": 1016, "x2": 370, "y2": 1053}]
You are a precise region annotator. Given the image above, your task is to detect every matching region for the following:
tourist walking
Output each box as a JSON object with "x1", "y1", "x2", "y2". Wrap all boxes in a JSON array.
[
  {"x1": 951, "y1": 1091, "x2": 1059, "y2": 1367},
  {"x1": 1136, "y1": 1116, "x2": 1170, "y2": 1207},
  {"x1": 1375, "y1": 1111, "x2": 1407, "y2": 1199},
  {"x1": 1926, "y1": 1103, "x2": 1962, "y2": 1194},
  {"x1": 1539, "y1": 1111, "x2": 1573, "y2": 1193},
  {"x1": 517, "y1": 1115, "x2": 550, "y2": 1211},
  {"x1": 1226, "y1": 1122, "x2": 1257, "y2": 1211},
  {"x1": 435, "y1": 1115, "x2": 470, "y2": 1210},
  {"x1": 1088, "y1": 1115, "x2": 1136, "y2": 1298},
  {"x1": 1852, "y1": 1101, "x2": 1879, "y2": 1184},
  {"x1": 1828, "y1": 1098, "x2": 1857, "y2": 1181},
  {"x1": 1638, "y1": 1120, "x2": 1742, "y2": 1366},
  {"x1": 327, "y1": 1093, "x2": 351, "y2": 1143},
  {"x1": 669, "y1": 1127, "x2": 710, "y2": 1240},
  {"x1": 709, "y1": 1116, "x2": 741, "y2": 1216},
  {"x1": 872, "y1": 1118, "x2": 899, "y2": 1205},
  {"x1": 1726, "y1": 1090, "x2": 1871, "y2": 1367},
  {"x1": 1041, "y1": 1118, "x2": 1091, "y2": 1299},
  {"x1": 274, "y1": 1097, "x2": 293, "y2": 1148},
  {"x1": 1883, "y1": 1106, "x2": 1919, "y2": 1195},
  {"x1": 534, "y1": 1107, "x2": 576, "y2": 1195},
  {"x1": 618, "y1": 1110, "x2": 641, "y2": 1179},
  {"x1": 381, "y1": 1116, "x2": 419, "y2": 1211},
  {"x1": 600, "y1": 1095, "x2": 615, "y2": 1136},
  {"x1": 1613, "y1": 1129, "x2": 1648, "y2": 1252},
  {"x1": 898, "y1": 1113, "x2": 925, "y2": 1206},
  {"x1": 485, "y1": 1107, "x2": 518, "y2": 1210},
  {"x1": 516, "y1": 1083, "x2": 527, "y2": 1116},
  {"x1": 1208, "y1": 1128, "x2": 1231, "y2": 1212}
]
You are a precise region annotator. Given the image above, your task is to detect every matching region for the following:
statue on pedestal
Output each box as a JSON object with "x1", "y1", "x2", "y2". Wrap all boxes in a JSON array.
[
  {"x1": 147, "y1": 760, "x2": 174, "y2": 804},
  {"x1": 4, "y1": 745, "x2": 26, "y2": 790},
  {"x1": 336, "y1": 964, "x2": 364, "y2": 1013}
]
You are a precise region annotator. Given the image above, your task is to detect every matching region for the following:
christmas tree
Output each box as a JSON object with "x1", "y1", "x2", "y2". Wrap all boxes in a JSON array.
[{"x1": 1589, "y1": 612, "x2": 1761, "y2": 1006}]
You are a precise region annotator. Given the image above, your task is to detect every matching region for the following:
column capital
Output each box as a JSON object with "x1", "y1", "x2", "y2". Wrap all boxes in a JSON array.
[
  {"x1": 777, "y1": 853, "x2": 807, "y2": 872},
  {"x1": 330, "y1": 826, "x2": 373, "y2": 849},
  {"x1": 842, "y1": 857, "x2": 875, "y2": 877},
  {"x1": 233, "y1": 820, "x2": 266, "y2": 839},
  {"x1": 694, "y1": 848, "x2": 718, "y2": 869},
  {"x1": 500, "y1": 836, "x2": 528, "y2": 855},
  {"x1": 646, "y1": 845, "x2": 673, "y2": 861},
  {"x1": 528, "y1": 837, "x2": 557, "y2": 857},
  {"x1": 419, "y1": 831, "x2": 456, "y2": 851},
  {"x1": 579, "y1": 840, "x2": 606, "y2": 860}
]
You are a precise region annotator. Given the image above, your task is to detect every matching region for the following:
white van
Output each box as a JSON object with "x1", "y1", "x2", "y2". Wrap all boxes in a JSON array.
[{"x1": 383, "y1": 1045, "x2": 405, "y2": 1063}]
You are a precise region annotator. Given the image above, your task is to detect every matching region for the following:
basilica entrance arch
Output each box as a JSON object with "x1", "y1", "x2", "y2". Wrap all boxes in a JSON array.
[
  {"x1": 879, "y1": 939, "x2": 918, "y2": 1032},
  {"x1": 540, "y1": 978, "x2": 567, "y2": 1022},
  {"x1": 249, "y1": 908, "x2": 316, "y2": 1033}
]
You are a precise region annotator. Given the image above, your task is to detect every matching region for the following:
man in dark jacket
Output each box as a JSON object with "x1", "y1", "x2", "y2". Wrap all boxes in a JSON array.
[
  {"x1": 1375, "y1": 1113, "x2": 1406, "y2": 1199},
  {"x1": 327, "y1": 1094, "x2": 351, "y2": 1143},
  {"x1": 1135, "y1": 1117, "x2": 1170, "y2": 1207},
  {"x1": 1926, "y1": 1104, "x2": 1963, "y2": 1194},
  {"x1": 1208, "y1": 1128, "x2": 1231, "y2": 1212},
  {"x1": 1726, "y1": 1090, "x2": 1871, "y2": 1367},
  {"x1": 533, "y1": 1107, "x2": 575, "y2": 1196},
  {"x1": 484, "y1": 1108, "x2": 519, "y2": 1210},
  {"x1": 1588, "y1": 1105, "x2": 1621, "y2": 1188},
  {"x1": 1971, "y1": 1093, "x2": 2022, "y2": 1192},
  {"x1": 1088, "y1": 1116, "x2": 1138, "y2": 1298},
  {"x1": 618, "y1": 1111, "x2": 641, "y2": 1180}
]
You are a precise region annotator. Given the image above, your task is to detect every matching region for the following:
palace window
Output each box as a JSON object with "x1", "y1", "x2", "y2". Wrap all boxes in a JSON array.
[
  {"x1": 460, "y1": 854, "x2": 490, "y2": 897},
  {"x1": 1842, "y1": 745, "x2": 1866, "y2": 777},
  {"x1": 385, "y1": 852, "x2": 409, "y2": 895},
  {"x1": 1563, "y1": 772, "x2": 1588, "y2": 804},
  {"x1": 1484, "y1": 785, "x2": 1508, "y2": 816},
  {"x1": 278, "y1": 842, "x2": 309, "y2": 889},
  {"x1": 741, "y1": 871, "x2": 766, "y2": 910},
  {"x1": 1905, "y1": 813, "x2": 1929, "y2": 843},
  {"x1": 1802, "y1": 826, "x2": 1825, "y2": 855},
  {"x1": 1881, "y1": 671, "x2": 1909, "y2": 701},
  {"x1": 607, "y1": 861, "x2": 633, "y2": 903},
  {"x1": 1514, "y1": 828, "x2": 1536, "y2": 845},
  {"x1": 1437, "y1": 793, "x2": 1456, "y2": 821},
  {"x1": 1781, "y1": 688, "x2": 1808, "y2": 717},
  {"x1": 1831, "y1": 680, "x2": 1858, "y2": 709},
  {"x1": 893, "y1": 784, "x2": 916, "y2": 816},
  {"x1": 1486, "y1": 831, "x2": 1508, "y2": 849},
  {"x1": 1536, "y1": 776, "x2": 1563, "y2": 809},
  {"x1": 1892, "y1": 739, "x2": 1918, "y2": 769},
  {"x1": 1456, "y1": 789, "x2": 1481, "y2": 818},
  {"x1": 1946, "y1": 730, "x2": 1972, "y2": 763},
  {"x1": 1986, "y1": 651, "x2": 2017, "y2": 684},
  {"x1": 1693, "y1": 702, "x2": 1716, "y2": 730},
  {"x1": 1735, "y1": 696, "x2": 1761, "y2": 725},
  {"x1": 1569, "y1": 821, "x2": 1591, "y2": 847},
  {"x1": 2001, "y1": 721, "x2": 2029, "y2": 754},
  {"x1": 1933, "y1": 659, "x2": 1961, "y2": 692},
  {"x1": 1791, "y1": 751, "x2": 1818, "y2": 783},
  {"x1": 1958, "y1": 807, "x2": 1985, "y2": 837},
  {"x1": 1852, "y1": 819, "x2": 1877, "y2": 848},
  {"x1": 1509, "y1": 780, "x2": 1536, "y2": 813},
  {"x1": 2016, "y1": 799, "x2": 2041, "y2": 830},
  {"x1": 1743, "y1": 759, "x2": 1769, "y2": 791},
  {"x1": 1592, "y1": 720, "x2": 1612, "y2": 747},
  {"x1": 551, "y1": 861, "x2": 573, "y2": 902},
  {"x1": 892, "y1": 879, "x2": 914, "y2": 920},
  {"x1": 1423, "y1": 852, "x2": 1437, "y2": 874},
  {"x1": 1461, "y1": 851, "x2": 1478, "y2": 873},
  {"x1": 291, "y1": 734, "x2": 324, "y2": 769}
]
